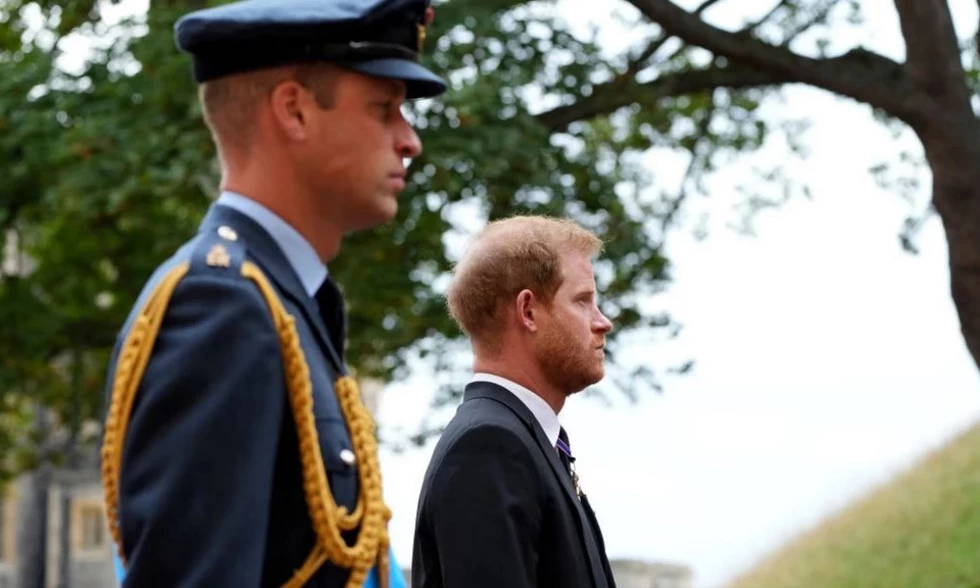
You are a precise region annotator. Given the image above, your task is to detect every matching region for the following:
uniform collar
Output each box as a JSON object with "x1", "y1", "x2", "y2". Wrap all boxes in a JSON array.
[
  {"x1": 469, "y1": 372, "x2": 562, "y2": 447},
  {"x1": 216, "y1": 191, "x2": 327, "y2": 297}
]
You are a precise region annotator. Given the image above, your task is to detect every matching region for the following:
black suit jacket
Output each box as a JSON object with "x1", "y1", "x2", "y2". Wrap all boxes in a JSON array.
[
  {"x1": 106, "y1": 204, "x2": 359, "y2": 587},
  {"x1": 411, "y1": 381, "x2": 617, "y2": 588}
]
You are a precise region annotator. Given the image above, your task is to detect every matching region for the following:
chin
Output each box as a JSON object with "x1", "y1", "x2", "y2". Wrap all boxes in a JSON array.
[
  {"x1": 563, "y1": 371, "x2": 604, "y2": 396},
  {"x1": 379, "y1": 202, "x2": 399, "y2": 223},
  {"x1": 349, "y1": 203, "x2": 398, "y2": 232},
  {"x1": 584, "y1": 367, "x2": 605, "y2": 388},
  {"x1": 374, "y1": 195, "x2": 400, "y2": 223}
]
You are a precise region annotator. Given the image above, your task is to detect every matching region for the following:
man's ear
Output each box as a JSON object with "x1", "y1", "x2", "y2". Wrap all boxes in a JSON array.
[
  {"x1": 269, "y1": 81, "x2": 310, "y2": 141},
  {"x1": 515, "y1": 289, "x2": 538, "y2": 333}
]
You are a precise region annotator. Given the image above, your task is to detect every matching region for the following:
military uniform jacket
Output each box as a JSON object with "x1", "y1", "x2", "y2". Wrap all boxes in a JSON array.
[{"x1": 106, "y1": 203, "x2": 359, "y2": 587}]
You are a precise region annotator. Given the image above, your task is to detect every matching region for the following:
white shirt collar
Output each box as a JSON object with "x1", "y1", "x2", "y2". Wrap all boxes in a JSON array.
[
  {"x1": 470, "y1": 372, "x2": 562, "y2": 447},
  {"x1": 216, "y1": 191, "x2": 328, "y2": 297}
]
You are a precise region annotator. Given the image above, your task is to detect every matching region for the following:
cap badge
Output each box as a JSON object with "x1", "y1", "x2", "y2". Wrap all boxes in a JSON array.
[{"x1": 417, "y1": 7, "x2": 435, "y2": 52}]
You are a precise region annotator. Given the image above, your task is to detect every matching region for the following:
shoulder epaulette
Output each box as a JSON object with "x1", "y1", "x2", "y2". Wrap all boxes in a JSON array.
[{"x1": 188, "y1": 224, "x2": 247, "y2": 276}]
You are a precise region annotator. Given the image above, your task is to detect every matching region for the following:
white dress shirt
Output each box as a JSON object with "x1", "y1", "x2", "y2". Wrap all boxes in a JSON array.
[{"x1": 470, "y1": 372, "x2": 561, "y2": 448}]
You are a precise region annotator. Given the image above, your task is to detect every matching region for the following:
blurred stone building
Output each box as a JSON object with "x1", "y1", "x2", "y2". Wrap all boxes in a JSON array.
[
  {"x1": 610, "y1": 558, "x2": 693, "y2": 588},
  {"x1": 0, "y1": 450, "x2": 116, "y2": 588}
]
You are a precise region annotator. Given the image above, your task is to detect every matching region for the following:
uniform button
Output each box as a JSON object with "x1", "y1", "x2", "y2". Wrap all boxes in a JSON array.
[
  {"x1": 339, "y1": 449, "x2": 356, "y2": 465},
  {"x1": 217, "y1": 226, "x2": 238, "y2": 241}
]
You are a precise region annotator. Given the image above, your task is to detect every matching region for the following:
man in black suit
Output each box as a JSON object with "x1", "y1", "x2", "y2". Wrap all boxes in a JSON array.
[{"x1": 411, "y1": 215, "x2": 618, "y2": 588}]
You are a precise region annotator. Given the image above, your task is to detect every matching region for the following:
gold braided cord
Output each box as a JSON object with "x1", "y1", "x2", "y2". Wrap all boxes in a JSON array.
[
  {"x1": 241, "y1": 261, "x2": 392, "y2": 587},
  {"x1": 282, "y1": 547, "x2": 328, "y2": 588},
  {"x1": 101, "y1": 261, "x2": 191, "y2": 565},
  {"x1": 100, "y1": 259, "x2": 391, "y2": 588}
]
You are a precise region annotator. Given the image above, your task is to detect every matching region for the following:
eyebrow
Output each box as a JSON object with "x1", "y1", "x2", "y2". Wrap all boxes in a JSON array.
[{"x1": 378, "y1": 81, "x2": 406, "y2": 102}]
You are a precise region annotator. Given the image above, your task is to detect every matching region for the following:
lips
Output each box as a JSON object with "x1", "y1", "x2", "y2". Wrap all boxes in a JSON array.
[{"x1": 389, "y1": 172, "x2": 406, "y2": 191}]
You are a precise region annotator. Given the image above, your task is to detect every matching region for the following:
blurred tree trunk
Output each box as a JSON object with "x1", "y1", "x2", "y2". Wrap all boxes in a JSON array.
[
  {"x1": 56, "y1": 482, "x2": 72, "y2": 588},
  {"x1": 18, "y1": 405, "x2": 50, "y2": 588},
  {"x1": 56, "y1": 351, "x2": 83, "y2": 588}
]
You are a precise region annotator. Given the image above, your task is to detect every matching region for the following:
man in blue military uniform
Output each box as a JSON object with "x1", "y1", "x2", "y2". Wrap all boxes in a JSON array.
[{"x1": 99, "y1": 0, "x2": 446, "y2": 586}]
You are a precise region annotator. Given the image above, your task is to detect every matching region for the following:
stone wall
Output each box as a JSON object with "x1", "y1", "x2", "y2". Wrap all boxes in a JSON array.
[
  {"x1": 400, "y1": 559, "x2": 692, "y2": 587},
  {"x1": 0, "y1": 462, "x2": 117, "y2": 588},
  {"x1": 0, "y1": 564, "x2": 14, "y2": 588},
  {"x1": 610, "y1": 558, "x2": 693, "y2": 588}
]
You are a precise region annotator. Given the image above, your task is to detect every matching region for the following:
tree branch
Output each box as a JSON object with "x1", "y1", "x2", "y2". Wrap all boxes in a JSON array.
[
  {"x1": 738, "y1": 0, "x2": 792, "y2": 34},
  {"x1": 624, "y1": 0, "x2": 932, "y2": 125},
  {"x1": 535, "y1": 42, "x2": 928, "y2": 132},
  {"x1": 536, "y1": 65, "x2": 788, "y2": 131},
  {"x1": 778, "y1": 0, "x2": 838, "y2": 46},
  {"x1": 624, "y1": 0, "x2": 727, "y2": 77},
  {"x1": 892, "y1": 0, "x2": 972, "y2": 104},
  {"x1": 660, "y1": 98, "x2": 718, "y2": 235}
]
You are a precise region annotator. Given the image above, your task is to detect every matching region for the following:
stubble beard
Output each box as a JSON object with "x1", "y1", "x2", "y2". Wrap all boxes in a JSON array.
[{"x1": 536, "y1": 324, "x2": 605, "y2": 398}]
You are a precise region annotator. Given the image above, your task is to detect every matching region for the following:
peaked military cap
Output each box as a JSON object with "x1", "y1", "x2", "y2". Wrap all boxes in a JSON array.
[{"x1": 174, "y1": 0, "x2": 447, "y2": 99}]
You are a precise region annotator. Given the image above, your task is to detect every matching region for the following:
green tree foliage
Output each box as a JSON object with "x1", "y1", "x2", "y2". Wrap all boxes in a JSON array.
[
  {"x1": 4, "y1": 0, "x2": 980, "y2": 473},
  {"x1": 0, "y1": 0, "x2": 699, "y2": 467}
]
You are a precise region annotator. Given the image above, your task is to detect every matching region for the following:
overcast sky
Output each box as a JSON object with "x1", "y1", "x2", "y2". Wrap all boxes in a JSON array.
[{"x1": 376, "y1": 1, "x2": 980, "y2": 586}]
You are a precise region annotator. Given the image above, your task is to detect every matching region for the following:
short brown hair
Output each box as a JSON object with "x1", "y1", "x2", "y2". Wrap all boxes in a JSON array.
[
  {"x1": 199, "y1": 63, "x2": 339, "y2": 152},
  {"x1": 446, "y1": 215, "x2": 603, "y2": 348}
]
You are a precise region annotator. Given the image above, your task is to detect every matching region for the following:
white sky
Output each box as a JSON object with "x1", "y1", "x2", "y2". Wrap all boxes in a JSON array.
[
  {"x1": 376, "y1": 1, "x2": 980, "y2": 587},
  {"x1": 40, "y1": 0, "x2": 980, "y2": 585}
]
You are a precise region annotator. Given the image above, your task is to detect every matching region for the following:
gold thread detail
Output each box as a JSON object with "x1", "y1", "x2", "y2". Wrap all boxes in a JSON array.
[{"x1": 100, "y1": 260, "x2": 391, "y2": 587}]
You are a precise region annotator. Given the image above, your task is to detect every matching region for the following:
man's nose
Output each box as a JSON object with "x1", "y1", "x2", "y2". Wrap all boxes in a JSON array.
[
  {"x1": 395, "y1": 115, "x2": 422, "y2": 159},
  {"x1": 594, "y1": 309, "x2": 613, "y2": 334}
]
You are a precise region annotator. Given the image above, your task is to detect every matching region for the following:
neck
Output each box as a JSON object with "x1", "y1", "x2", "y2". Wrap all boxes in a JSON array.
[
  {"x1": 473, "y1": 355, "x2": 566, "y2": 415},
  {"x1": 221, "y1": 154, "x2": 342, "y2": 263}
]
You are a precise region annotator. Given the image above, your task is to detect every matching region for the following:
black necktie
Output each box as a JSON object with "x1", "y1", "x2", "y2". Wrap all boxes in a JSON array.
[
  {"x1": 314, "y1": 276, "x2": 347, "y2": 360},
  {"x1": 556, "y1": 427, "x2": 575, "y2": 479}
]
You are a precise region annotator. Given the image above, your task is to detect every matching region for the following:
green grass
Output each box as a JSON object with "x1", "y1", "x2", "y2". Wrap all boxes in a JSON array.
[{"x1": 727, "y1": 420, "x2": 980, "y2": 588}]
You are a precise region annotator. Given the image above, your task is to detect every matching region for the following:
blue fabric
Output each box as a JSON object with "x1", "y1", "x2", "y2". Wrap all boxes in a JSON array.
[
  {"x1": 114, "y1": 545, "x2": 406, "y2": 587},
  {"x1": 113, "y1": 552, "x2": 125, "y2": 585},
  {"x1": 216, "y1": 191, "x2": 327, "y2": 297},
  {"x1": 172, "y1": 0, "x2": 446, "y2": 97},
  {"x1": 364, "y1": 547, "x2": 408, "y2": 588}
]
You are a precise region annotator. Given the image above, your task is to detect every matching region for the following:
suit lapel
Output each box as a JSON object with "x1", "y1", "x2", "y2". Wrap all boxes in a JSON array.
[
  {"x1": 464, "y1": 382, "x2": 609, "y2": 588},
  {"x1": 581, "y1": 494, "x2": 616, "y2": 587},
  {"x1": 198, "y1": 204, "x2": 347, "y2": 374}
]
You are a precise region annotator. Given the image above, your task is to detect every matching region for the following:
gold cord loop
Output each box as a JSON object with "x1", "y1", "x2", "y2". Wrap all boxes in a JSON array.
[{"x1": 101, "y1": 260, "x2": 391, "y2": 587}]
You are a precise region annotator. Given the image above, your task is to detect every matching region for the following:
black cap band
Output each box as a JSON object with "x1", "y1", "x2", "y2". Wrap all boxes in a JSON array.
[{"x1": 191, "y1": 40, "x2": 419, "y2": 82}]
